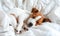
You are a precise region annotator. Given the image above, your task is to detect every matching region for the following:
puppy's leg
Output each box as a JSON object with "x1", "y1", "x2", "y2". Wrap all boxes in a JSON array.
[
  {"x1": 10, "y1": 15, "x2": 17, "y2": 29},
  {"x1": 16, "y1": 15, "x2": 25, "y2": 34},
  {"x1": 16, "y1": 12, "x2": 30, "y2": 34}
]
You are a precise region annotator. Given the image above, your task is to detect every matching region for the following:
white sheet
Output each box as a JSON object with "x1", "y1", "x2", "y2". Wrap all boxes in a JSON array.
[
  {"x1": 0, "y1": 0, "x2": 60, "y2": 36},
  {"x1": 16, "y1": 22, "x2": 60, "y2": 36}
]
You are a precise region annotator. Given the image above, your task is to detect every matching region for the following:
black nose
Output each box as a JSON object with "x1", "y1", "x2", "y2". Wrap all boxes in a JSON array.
[{"x1": 28, "y1": 23, "x2": 33, "y2": 27}]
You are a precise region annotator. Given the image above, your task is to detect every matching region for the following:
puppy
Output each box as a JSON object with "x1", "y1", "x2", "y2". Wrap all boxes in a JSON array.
[
  {"x1": 7, "y1": 8, "x2": 31, "y2": 34},
  {"x1": 27, "y1": 7, "x2": 51, "y2": 27}
]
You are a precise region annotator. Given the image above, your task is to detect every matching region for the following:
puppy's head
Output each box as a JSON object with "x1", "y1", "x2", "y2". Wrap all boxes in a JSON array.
[{"x1": 26, "y1": 8, "x2": 42, "y2": 27}]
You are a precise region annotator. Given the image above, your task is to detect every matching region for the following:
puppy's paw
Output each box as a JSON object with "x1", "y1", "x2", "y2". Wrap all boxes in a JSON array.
[{"x1": 14, "y1": 28, "x2": 22, "y2": 34}]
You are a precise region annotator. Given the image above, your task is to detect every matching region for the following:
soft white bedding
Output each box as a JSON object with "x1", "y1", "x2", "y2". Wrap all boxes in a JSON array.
[
  {"x1": 0, "y1": 0, "x2": 60, "y2": 36},
  {"x1": 16, "y1": 22, "x2": 60, "y2": 36}
]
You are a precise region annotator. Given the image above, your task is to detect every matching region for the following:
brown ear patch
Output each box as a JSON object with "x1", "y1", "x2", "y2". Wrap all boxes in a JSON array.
[
  {"x1": 43, "y1": 18, "x2": 51, "y2": 22},
  {"x1": 31, "y1": 8, "x2": 39, "y2": 13},
  {"x1": 35, "y1": 18, "x2": 51, "y2": 26}
]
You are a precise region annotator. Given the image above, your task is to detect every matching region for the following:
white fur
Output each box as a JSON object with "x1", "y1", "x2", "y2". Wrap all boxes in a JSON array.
[
  {"x1": 35, "y1": 16, "x2": 41, "y2": 21},
  {"x1": 7, "y1": 8, "x2": 31, "y2": 33},
  {"x1": 27, "y1": 16, "x2": 41, "y2": 27},
  {"x1": 27, "y1": 18, "x2": 36, "y2": 27},
  {"x1": 8, "y1": 15, "x2": 17, "y2": 29}
]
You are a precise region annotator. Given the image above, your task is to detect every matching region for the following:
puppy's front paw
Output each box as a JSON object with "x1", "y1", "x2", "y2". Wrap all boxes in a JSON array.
[
  {"x1": 14, "y1": 27, "x2": 22, "y2": 34},
  {"x1": 15, "y1": 30, "x2": 22, "y2": 34}
]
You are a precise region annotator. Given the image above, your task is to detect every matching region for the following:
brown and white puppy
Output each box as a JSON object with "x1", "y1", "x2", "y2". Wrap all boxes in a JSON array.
[{"x1": 27, "y1": 7, "x2": 51, "y2": 27}]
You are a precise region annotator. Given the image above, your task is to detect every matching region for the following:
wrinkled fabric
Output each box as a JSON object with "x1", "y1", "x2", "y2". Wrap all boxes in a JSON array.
[
  {"x1": 16, "y1": 22, "x2": 60, "y2": 36},
  {"x1": 0, "y1": 0, "x2": 60, "y2": 36},
  {"x1": 47, "y1": 6, "x2": 60, "y2": 24},
  {"x1": 0, "y1": 11, "x2": 15, "y2": 36}
]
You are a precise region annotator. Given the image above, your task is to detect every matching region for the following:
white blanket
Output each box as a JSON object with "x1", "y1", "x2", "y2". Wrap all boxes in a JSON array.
[
  {"x1": 16, "y1": 22, "x2": 60, "y2": 36},
  {"x1": 0, "y1": 0, "x2": 60, "y2": 36}
]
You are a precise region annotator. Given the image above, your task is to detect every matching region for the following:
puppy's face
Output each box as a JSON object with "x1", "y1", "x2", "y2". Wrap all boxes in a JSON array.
[{"x1": 27, "y1": 8, "x2": 44, "y2": 27}]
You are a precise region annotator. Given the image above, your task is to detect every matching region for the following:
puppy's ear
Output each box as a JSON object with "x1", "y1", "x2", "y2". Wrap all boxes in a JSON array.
[
  {"x1": 31, "y1": 8, "x2": 39, "y2": 13},
  {"x1": 43, "y1": 18, "x2": 51, "y2": 22}
]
